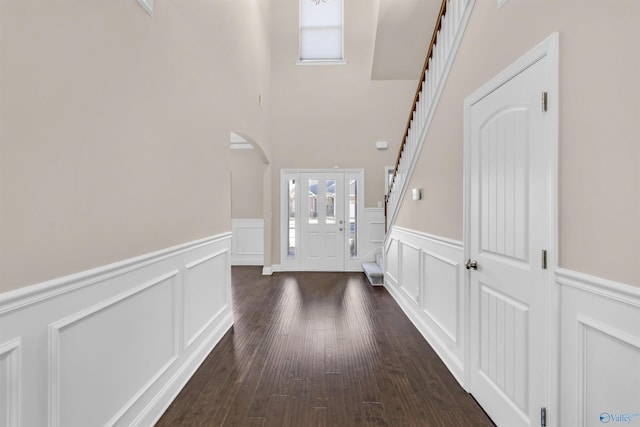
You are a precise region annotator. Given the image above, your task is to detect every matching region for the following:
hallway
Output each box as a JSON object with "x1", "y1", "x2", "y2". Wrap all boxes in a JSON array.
[{"x1": 156, "y1": 267, "x2": 494, "y2": 426}]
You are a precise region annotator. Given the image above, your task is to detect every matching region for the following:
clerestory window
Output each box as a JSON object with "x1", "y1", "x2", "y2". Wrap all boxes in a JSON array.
[{"x1": 298, "y1": 0, "x2": 344, "y2": 64}]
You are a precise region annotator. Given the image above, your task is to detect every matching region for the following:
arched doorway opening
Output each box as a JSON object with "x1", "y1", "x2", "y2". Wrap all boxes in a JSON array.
[{"x1": 229, "y1": 132, "x2": 270, "y2": 267}]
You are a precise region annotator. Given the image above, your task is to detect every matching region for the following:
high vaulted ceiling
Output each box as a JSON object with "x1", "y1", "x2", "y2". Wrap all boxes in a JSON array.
[{"x1": 371, "y1": 0, "x2": 442, "y2": 80}]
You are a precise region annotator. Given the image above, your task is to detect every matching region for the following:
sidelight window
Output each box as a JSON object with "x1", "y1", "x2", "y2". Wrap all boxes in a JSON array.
[
  {"x1": 349, "y1": 179, "x2": 357, "y2": 257},
  {"x1": 288, "y1": 179, "x2": 296, "y2": 258}
]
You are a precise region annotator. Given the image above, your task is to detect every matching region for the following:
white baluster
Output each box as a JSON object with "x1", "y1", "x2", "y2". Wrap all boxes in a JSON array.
[
  {"x1": 445, "y1": 15, "x2": 452, "y2": 53},
  {"x1": 423, "y1": 77, "x2": 429, "y2": 122},
  {"x1": 416, "y1": 97, "x2": 421, "y2": 125},
  {"x1": 411, "y1": 126, "x2": 416, "y2": 153},
  {"x1": 454, "y1": 0, "x2": 462, "y2": 23},
  {"x1": 429, "y1": 62, "x2": 435, "y2": 100},
  {"x1": 440, "y1": 16, "x2": 448, "y2": 56},
  {"x1": 438, "y1": 39, "x2": 444, "y2": 77},
  {"x1": 419, "y1": 90, "x2": 425, "y2": 126}
]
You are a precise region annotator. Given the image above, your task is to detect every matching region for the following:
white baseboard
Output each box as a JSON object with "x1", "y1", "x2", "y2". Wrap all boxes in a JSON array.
[
  {"x1": 232, "y1": 255, "x2": 264, "y2": 266},
  {"x1": 0, "y1": 233, "x2": 233, "y2": 427},
  {"x1": 262, "y1": 265, "x2": 280, "y2": 275}
]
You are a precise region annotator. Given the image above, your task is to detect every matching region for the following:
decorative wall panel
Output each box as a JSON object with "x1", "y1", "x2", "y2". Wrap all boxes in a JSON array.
[{"x1": 0, "y1": 234, "x2": 232, "y2": 427}]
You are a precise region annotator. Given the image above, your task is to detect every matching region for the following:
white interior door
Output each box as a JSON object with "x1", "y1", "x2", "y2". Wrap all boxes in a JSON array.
[
  {"x1": 300, "y1": 172, "x2": 345, "y2": 270},
  {"x1": 466, "y1": 47, "x2": 555, "y2": 426}
]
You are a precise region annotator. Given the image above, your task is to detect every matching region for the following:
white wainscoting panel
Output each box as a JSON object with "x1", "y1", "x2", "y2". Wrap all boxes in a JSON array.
[
  {"x1": 557, "y1": 269, "x2": 640, "y2": 427},
  {"x1": 0, "y1": 338, "x2": 21, "y2": 427},
  {"x1": 364, "y1": 208, "x2": 385, "y2": 244},
  {"x1": 384, "y1": 226, "x2": 465, "y2": 384},
  {"x1": 0, "y1": 233, "x2": 233, "y2": 427},
  {"x1": 400, "y1": 243, "x2": 420, "y2": 303},
  {"x1": 184, "y1": 251, "x2": 229, "y2": 347},
  {"x1": 384, "y1": 237, "x2": 399, "y2": 284},
  {"x1": 422, "y1": 251, "x2": 459, "y2": 344},
  {"x1": 49, "y1": 271, "x2": 178, "y2": 427},
  {"x1": 231, "y1": 219, "x2": 264, "y2": 266}
]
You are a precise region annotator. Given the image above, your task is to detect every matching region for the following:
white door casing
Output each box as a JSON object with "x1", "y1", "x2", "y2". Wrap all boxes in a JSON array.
[{"x1": 464, "y1": 34, "x2": 559, "y2": 427}]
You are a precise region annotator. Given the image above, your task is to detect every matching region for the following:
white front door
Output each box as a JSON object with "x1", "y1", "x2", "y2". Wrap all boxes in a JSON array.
[
  {"x1": 465, "y1": 37, "x2": 557, "y2": 427},
  {"x1": 300, "y1": 172, "x2": 345, "y2": 270}
]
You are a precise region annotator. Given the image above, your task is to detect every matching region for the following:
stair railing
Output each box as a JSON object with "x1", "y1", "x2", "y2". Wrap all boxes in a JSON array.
[{"x1": 384, "y1": 0, "x2": 475, "y2": 231}]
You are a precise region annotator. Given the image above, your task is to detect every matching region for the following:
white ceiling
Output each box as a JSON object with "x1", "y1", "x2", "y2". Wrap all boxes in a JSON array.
[{"x1": 371, "y1": 0, "x2": 442, "y2": 80}]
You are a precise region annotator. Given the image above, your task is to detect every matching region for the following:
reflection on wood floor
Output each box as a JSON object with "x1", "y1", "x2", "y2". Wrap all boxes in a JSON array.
[{"x1": 156, "y1": 266, "x2": 494, "y2": 426}]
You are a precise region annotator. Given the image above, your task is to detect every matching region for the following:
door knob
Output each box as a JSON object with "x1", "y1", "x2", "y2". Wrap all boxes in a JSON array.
[{"x1": 465, "y1": 259, "x2": 478, "y2": 270}]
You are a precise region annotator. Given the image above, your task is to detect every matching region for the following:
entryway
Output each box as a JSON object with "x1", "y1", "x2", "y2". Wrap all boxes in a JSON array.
[{"x1": 281, "y1": 169, "x2": 364, "y2": 271}]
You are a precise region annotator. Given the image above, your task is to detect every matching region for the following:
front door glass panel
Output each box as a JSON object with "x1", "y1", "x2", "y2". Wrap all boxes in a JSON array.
[
  {"x1": 308, "y1": 179, "x2": 318, "y2": 224},
  {"x1": 326, "y1": 179, "x2": 336, "y2": 224}
]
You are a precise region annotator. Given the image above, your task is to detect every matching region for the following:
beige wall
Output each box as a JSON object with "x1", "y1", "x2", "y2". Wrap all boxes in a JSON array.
[
  {"x1": 395, "y1": 0, "x2": 640, "y2": 286},
  {"x1": 0, "y1": 0, "x2": 269, "y2": 292},
  {"x1": 230, "y1": 149, "x2": 265, "y2": 219},
  {"x1": 0, "y1": 0, "x2": 409, "y2": 282},
  {"x1": 267, "y1": 0, "x2": 418, "y2": 264},
  {"x1": 230, "y1": 1, "x2": 273, "y2": 158}
]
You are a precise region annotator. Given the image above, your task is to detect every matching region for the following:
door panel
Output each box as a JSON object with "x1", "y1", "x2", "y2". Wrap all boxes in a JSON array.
[
  {"x1": 300, "y1": 173, "x2": 345, "y2": 270},
  {"x1": 306, "y1": 232, "x2": 320, "y2": 258},
  {"x1": 480, "y1": 107, "x2": 529, "y2": 263},
  {"x1": 479, "y1": 284, "x2": 530, "y2": 416},
  {"x1": 468, "y1": 55, "x2": 551, "y2": 427}
]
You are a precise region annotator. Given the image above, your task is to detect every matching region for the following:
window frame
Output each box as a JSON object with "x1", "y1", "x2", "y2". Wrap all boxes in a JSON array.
[{"x1": 297, "y1": 0, "x2": 347, "y2": 65}]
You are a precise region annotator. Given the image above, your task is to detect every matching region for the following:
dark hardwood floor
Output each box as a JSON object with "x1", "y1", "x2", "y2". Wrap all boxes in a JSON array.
[{"x1": 156, "y1": 267, "x2": 495, "y2": 426}]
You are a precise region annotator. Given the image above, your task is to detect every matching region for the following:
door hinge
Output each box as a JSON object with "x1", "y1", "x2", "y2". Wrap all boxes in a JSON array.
[
  {"x1": 541, "y1": 407, "x2": 547, "y2": 427},
  {"x1": 541, "y1": 249, "x2": 548, "y2": 270},
  {"x1": 542, "y1": 92, "x2": 548, "y2": 112}
]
